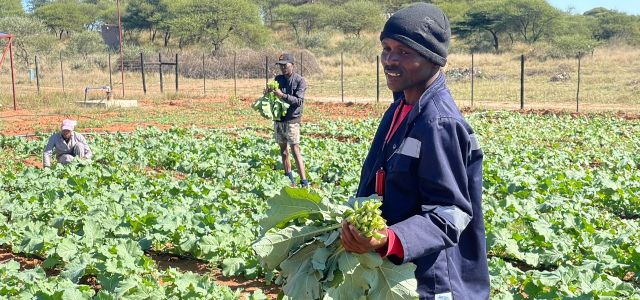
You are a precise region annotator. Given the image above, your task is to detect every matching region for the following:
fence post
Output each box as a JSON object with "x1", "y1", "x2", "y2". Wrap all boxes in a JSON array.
[
  {"x1": 376, "y1": 55, "x2": 380, "y2": 103},
  {"x1": 35, "y1": 55, "x2": 40, "y2": 95},
  {"x1": 520, "y1": 54, "x2": 524, "y2": 109},
  {"x1": 109, "y1": 53, "x2": 113, "y2": 92},
  {"x1": 341, "y1": 52, "x2": 344, "y2": 103},
  {"x1": 300, "y1": 53, "x2": 303, "y2": 77},
  {"x1": 202, "y1": 53, "x2": 206, "y2": 97},
  {"x1": 265, "y1": 56, "x2": 269, "y2": 88},
  {"x1": 471, "y1": 53, "x2": 474, "y2": 107},
  {"x1": 234, "y1": 52, "x2": 237, "y2": 97},
  {"x1": 140, "y1": 53, "x2": 146, "y2": 95},
  {"x1": 159, "y1": 53, "x2": 163, "y2": 92},
  {"x1": 175, "y1": 53, "x2": 179, "y2": 92},
  {"x1": 60, "y1": 52, "x2": 65, "y2": 92},
  {"x1": 576, "y1": 53, "x2": 581, "y2": 112}
]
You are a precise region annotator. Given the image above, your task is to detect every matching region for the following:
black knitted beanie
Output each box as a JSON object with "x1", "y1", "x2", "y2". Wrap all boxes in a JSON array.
[{"x1": 380, "y1": 3, "x2": 451, "y2": 67}]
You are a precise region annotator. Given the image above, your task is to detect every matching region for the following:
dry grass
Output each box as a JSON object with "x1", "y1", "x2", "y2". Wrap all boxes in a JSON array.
[{"x1": 1, "y1": 45, "x2": 639, "y2": 113}]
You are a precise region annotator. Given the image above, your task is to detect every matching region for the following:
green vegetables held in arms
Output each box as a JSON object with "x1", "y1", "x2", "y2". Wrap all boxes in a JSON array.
[
  {"x1": 252, "y1": 187, "x2": 418, "y2": 300},
  {"x1": 252, "y1": 80, "x2": 290, "y2": 121}
]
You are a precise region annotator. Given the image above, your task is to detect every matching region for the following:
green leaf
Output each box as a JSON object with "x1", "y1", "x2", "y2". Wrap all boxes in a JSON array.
[
  {"x1": 367, "y1": 260, "x2": 419, "y2": 300},
  {"x1": 258, "y1": 187, "x2": 334, "y2": 235}
]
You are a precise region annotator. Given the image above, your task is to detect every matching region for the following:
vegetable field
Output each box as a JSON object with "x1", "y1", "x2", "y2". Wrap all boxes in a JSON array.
[{"x1": 1, "y1": 111, "x2": 639, "y2": 299}]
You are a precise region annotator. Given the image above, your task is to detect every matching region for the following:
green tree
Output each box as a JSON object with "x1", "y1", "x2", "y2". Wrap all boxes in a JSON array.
[
  {"x1": 165, "y1": 0, "x2": 262, "y2": 55},
  {"x1": 0, "y1": 0, "x2": 25, "y2": 18},
  {"x1": 34, "y1": 0, "x2": 96, "y2": 39},
  {"x1": 501, "y1": 0, "x2": 562, "y2": 43},
  {"x1": 66, "y1": 30, "x2": 107, "y2": 57},
  {"x1": 0, "y1": 17, "x2": 59, "y2": 66},
  {"x1": 123, "y1": 0, "x2": 169, "y2": 42},
  {"x1": 454, "y1": 0, "x2": 508, "y2": 52},
  {"x1": 584, "y1": 8, "x2": 640, "y2": 43},
  {"x1": 273, "y1": 4, "x2": 330, "y2": 44},
  {"x1": 332, "y1": 0, "x2": 385, "y2": 38}
]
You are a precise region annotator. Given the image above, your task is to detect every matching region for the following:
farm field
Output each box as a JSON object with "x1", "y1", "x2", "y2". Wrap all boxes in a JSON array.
[{"x1": 1, "y1": 98, "x2": 639, "y2": 299}]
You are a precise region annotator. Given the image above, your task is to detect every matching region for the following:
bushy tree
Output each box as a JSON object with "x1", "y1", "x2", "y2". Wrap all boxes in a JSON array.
[
  {"x1": 501, "y1": 0, "x2": 562, "y2": 43},
  {"x1": 164, "y1": 0, "x2": 262, "y2": 55},
  {"x1": 0, "y1": 17, "x2": 59, "y2": 66},
  {"x1": 66, "y1": 30, "x2": 107, "y2": 57},
  {"x1": 33, "y1": 0, "x2": 96, "y2": 39},
  {"x1": 584, "y1": 8, "x2": 640, "y2": 43},
  {"x1": 123, "y1": 0, "x2": 169, "y2": 42},
  {"x1": 273, "y1": 4, "x2": 330, "y2": 44},
  {"x1": 454, "y1": 0, "x2": 508, "y2": 52},
  {"x1": 0, "y1": 0, "x2": 25, "y2": 18},
  {"x1": 331, "y1": 0, "x2": 385, "y2": 38}
]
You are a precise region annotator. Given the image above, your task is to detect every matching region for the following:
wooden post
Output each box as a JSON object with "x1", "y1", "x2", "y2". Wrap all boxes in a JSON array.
[
  {"x1": 175, "y1": 53, "x2": 179, "y2": 92},
  {"x1": 140, "y1": 52, "x2": 146, "y2": 95},
  {"x1": 159, "y1": 53, "x2": 163, "y2": 92},
  {"x1": 109, "y1": 53, "x2": 113, "y2": 92},
  {"x1": 234, "y1": 52, "x2": 237, "y2": 97},
  {"x1": 520, "y1": 54, "x2": 524, "y2": 110},
  {"x1": 202, "y1": 53, "x2": 206, "y2": 96},
  {"x1": 300, "y1": 53, "x2": 303, "y2": 77},
  {"x1": 35, "y1": 55, "x2": 40, "y2": 95},
  {"x1": 576, "y1": 54, "x2": 581, "y2": 112},
  {"x1": 471, "y1": 53, "x2": 474, "y2": 107},
  {"x1": 265, "y1": 56, "x2": 269, "y2": 88},
  {"x1": 341, "y1": 52, "x2": 344, "y2": 103},
  {"x1": 376, "y1": 55, "x2": 380, "y2": 103},
  {"x1": 60, "y1": 52, "x2": 65, "y2": 92}
]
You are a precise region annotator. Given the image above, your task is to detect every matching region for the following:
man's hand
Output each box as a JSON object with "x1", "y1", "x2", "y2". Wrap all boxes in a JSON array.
[
  {"x1": 272, "y1": 89, "x2": 285, "y2": 99},
  {"x1": 340, "y1": 220, "x2": 388, "y2": 254}
]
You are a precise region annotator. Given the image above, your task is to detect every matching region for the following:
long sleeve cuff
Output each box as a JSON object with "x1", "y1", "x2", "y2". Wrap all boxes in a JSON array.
[{"x1": 375, "y1": 229, "x2": 404, "y2": 259}]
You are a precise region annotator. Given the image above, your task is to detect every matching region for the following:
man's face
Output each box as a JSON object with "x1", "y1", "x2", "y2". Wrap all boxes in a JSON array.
[
  {"x1": 381, "y1": 38, "x2": 437, "y2": 93},
  {"x1": 61, "y1": 129, "x2": 72, "y2": 139},
  {"x1": 279, "y1": 63, "x2": 293, "y2": 76}
]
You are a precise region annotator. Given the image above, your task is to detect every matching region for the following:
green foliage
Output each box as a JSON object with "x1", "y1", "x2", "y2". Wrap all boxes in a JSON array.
[
  {"x1": 33, "y1": 0, "x2": 96, "y2": 39},
  {"x1": 334, "y1": 36, "x2": 380, "y2": 61},
  {"x1": 544, "y1": 35, "x2": 599, "y2": 59},
  {"x1": 0, "y1": 0, "x2": 25, "y2": 18},
  {"x1": 164, "y1": 0, "x2": 261, "y2": 55},
  {"x1": 251, "y1": 81, "x2": 290, "y2": 121},
  {"x1": 272, "y1": 4, "x2": 331, "y2": 45},
  {"x1": 252, "y1": 187, "x2": 418, "y2": 300},
  {"x1": 331, "y1": 0, "x2": 385, "y2": 38},
  {"x1": 584, "y1": 7, "x2": 640, "y2": 44},
  {"x1": 66, "y1": 31, "x2": 107, "y2": 57},
  {"x1": 0, "y1": 17, "x2": 59, "y2": 66},
  {"x1": 122, "y1": 0, "x2": 169, "y2": 43}
]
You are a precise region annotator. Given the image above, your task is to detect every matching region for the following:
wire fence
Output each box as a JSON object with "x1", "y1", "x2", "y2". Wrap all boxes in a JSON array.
[{"x1": 1, "y1": 50, "x2": 639, "y2": 112}]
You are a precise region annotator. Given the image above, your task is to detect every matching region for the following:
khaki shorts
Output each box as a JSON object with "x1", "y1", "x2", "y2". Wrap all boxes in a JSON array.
[{"x1": 274, "y1": 122, "x2": 301, "y2": 144}]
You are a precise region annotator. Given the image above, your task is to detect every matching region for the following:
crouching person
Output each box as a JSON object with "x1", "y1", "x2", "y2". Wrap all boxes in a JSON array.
[{"x1": 43, "y1": 119, "x2": 93, "y2": 168}]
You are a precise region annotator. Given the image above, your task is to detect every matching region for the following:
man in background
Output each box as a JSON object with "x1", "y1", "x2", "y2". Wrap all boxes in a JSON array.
[{"x1": 267, "y1": 53, "x2": 309, "y2": 187}]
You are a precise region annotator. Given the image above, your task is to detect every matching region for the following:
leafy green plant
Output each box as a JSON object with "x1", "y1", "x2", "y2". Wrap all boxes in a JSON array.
[
  {"x1": 251, "y1": 81, "x2": 290, "y2": 121},
  {"x1": 252, "y1": 187, "x2": 418, "y2": 300}
]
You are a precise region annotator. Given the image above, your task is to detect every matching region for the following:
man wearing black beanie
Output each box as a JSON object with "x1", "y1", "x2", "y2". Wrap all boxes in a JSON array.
[{"x1": 341, "y1": 3, "x2": 490, "y2": 300}]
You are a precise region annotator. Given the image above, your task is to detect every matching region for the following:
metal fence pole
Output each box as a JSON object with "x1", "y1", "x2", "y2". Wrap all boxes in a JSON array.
[
  {"x1": 60, "y1": 52, "x2": 65, "y2": 92},
  {"x1": 202, "y1": 53, "x2": 206, "y2": 97},
  {"x1": 35, "y1": 55, "x2": 40, "y2": 95},
  {"x1": 471, "y1": 53, "x2": 474, "y2": 107},
  {"x1": 520, "y1": 54, "x2": 524, "y2": 109},
  {"x1": 576, "y1": 53, "x2": 581, "y2": 112},
  {"x1": 140, "y1": 53, "x2": 146, "y2": 95},
  {"x1": 376, "y1": 55, "x2": 380, "y2": 103},
  {"x1": 175, "y1": 53, "x2": 179, "y2": 92},
  {"x1": 109, "y1": 53, "x2": 113, "y2": 92},
  {"x1": 265, "y1": 56, "x2": 269, "y2": 88},
  {"x1": 159, "y1": 53, "x2": 163, "y2": 92},
  {"x1": 341, "y1": 52, "x2": 344, "y2": 103},
  {"x1": 234, "y1": 52, "x2": 237, "y2": 97},
  {"x1": 300, "y1": 53, "x2": 303, "y2": 77}
]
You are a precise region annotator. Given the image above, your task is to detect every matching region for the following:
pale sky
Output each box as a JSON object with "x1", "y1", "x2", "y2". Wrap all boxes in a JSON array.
[{"x1": 546, "y1": 0, "x2": 640, "y2": 15}]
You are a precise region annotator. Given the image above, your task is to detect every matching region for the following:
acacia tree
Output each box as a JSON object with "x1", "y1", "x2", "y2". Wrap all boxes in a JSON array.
[
  {"x1": 123, "y1": 0, "x2": 169, "y2": 42},
  {"x1": 33, "y1": 0, "x2": 95, "y2": 39},
  {"x1": 165, "y1": 0, "x2": 262, "y2": 55},
  {"x1": 332, "y1": 0, "x2": 385, "y2": 38},
  {"x1": 0, "y1": 0, "x2": 25, "y2": 18},
  {"x1": 454, "y1": 0, "x2": 508, "y2": 52},
  {"x1": 273, "y1": 4, "x2": 330, "y2": 44},
  {"x1": 584, "y1": 8, "x2": 640, "y2": 43},
  {"x1": 501, "y1": 0, "x2": 562, "y2": 43},
  {"x1": 0, "y1": 17, "x2": 59, "y2": 66}
]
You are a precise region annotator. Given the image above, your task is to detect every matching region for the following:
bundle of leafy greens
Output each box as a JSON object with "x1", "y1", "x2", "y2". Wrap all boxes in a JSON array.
[
  {"x1": 252, "y1": 187, "x2": 418, "y2": 300},
  {"x1": 252, "y1": 81, "x2": 290, "y2": 121}
]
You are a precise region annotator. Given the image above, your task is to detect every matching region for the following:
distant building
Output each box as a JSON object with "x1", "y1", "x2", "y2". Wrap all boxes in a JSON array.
[{"x1": 101, "y1": 24, "x2": 120, "y2": 49}]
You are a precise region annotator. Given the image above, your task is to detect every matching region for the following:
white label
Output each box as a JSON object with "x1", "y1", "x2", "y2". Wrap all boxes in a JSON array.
[
  {"x1": 397, "y1": 137, "x2": 421, "y2": 158},
  {"x1": 435, "y1": 292, "x2": 453, "y2": 300}
]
